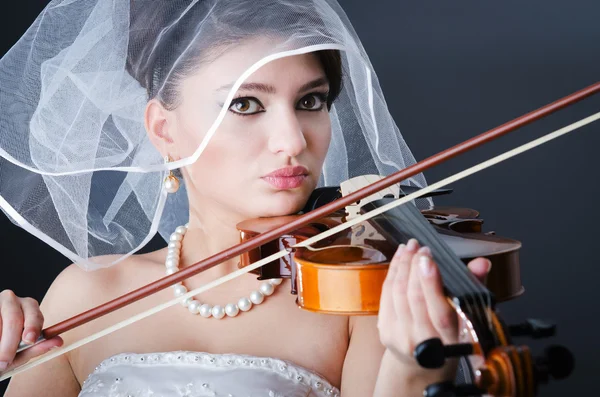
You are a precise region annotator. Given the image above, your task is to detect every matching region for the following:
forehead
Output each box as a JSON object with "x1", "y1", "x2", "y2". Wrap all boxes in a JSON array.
[{"x1": 181, "y1": 38, "x2": 326, "y2": 97}]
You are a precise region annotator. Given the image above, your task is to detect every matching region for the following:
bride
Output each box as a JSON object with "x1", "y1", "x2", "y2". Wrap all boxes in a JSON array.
[{"x1": 0, "y1": 1, "x2": 489, "y2": 396}]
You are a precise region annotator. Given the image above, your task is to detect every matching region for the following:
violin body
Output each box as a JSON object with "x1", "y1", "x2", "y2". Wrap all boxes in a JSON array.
[{"x1": 237, "y1": 204, "x2": 523, "y2": 314}]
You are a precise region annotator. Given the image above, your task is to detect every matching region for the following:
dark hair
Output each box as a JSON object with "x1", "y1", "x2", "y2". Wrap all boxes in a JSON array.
[{"x1": 126, "y1": 1, "x2": 343, "y2": 111}]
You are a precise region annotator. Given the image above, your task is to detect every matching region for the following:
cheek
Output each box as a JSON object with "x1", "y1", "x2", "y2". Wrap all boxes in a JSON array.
[
  {"x1": 303, "y1": 113, "x2": 332, "y2": 161},
  {"x1": 209, "y1": 117, "x2": 269, "y2": 168},
  {"x1": 172, "y1": 123, "x2": 209, "y2": 159},
  {"x1": 186, "y1": 123, "x2": 265, "y2": 187},
  {"x1": 171, "y1": 98, "x2": 223, "y2": 157},
  {"x1": 194, "y1": 138, "x2": 251, "y2": 178},
  {"x1": 174, "y1": 104, "x2": 270, "y2": 187}
]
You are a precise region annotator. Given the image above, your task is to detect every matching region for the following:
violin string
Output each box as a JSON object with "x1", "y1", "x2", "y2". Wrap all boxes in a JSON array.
[
  {"x1": 348, "y1": 182, "x2": 469, "y2": 323},
  {"x1": 387, "y1": 201, "x2": 488, "y2": 331},
  {"x1": 4, "y1": 110, "x2": 599, "y2": 380},
  {"x1": 403, "y1": 200, "x2": 489, "y2": 330},
  {"x1": 352, "y1": 176, "x2": 487, "y2": 332},
  {"x1": 375, "y1": 206, "x2": 481, "y2": 330}
]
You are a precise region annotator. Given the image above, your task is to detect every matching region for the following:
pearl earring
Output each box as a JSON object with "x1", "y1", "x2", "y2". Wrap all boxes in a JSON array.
[{"x1": 164, "y1": 156, "x2": 180, "y2": 194}]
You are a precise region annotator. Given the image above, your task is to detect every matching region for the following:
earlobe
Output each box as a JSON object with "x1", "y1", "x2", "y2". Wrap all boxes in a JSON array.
[{"x1": 145, "y1": 99, "x2": 174, "y2": 153}]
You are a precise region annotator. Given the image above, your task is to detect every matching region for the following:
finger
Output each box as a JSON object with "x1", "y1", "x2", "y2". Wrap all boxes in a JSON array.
[
  {"x1": 383, "y1": 243, "x2": 405, "y2": 296},
  {"x1": 7, "y1": 336, "x2": 63, "y2": 372},
  {"x1": 20, "y1": 298, "x2": 44, "y2": 345},
  {"x1": 408, "y1": 246, "x2": 438, "y2": 339},
  {"x1": 392, "y1": 238, "x2": 420, "y2": 321},
  {"x1": 379, "y1": 243, "x2": 405, "y2": 324},
  {"x1": 467, "y1": 258, "x2": 492, "y2": 284},
  {"x1": 419, "y1": 254, "x2": 459, "y2": 343},
  {"x1": 0, "y1": 294, "x2": 24, "y2": 369}
]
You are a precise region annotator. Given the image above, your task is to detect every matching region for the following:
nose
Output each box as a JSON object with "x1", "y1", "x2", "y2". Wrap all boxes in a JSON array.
[{"x1": 267, "y1": 108, "x2": 307, "y2": 157}]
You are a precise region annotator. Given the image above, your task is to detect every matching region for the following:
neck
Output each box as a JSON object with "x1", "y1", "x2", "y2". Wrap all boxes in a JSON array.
[{"x1": 177, "y1": 201, "x2": 250, "y2": 283}]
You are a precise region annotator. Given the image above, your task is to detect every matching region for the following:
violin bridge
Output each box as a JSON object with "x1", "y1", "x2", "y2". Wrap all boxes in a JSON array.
[
  {"x1": 340, "y1": 175, "x2": 399, "y2": 220},
  {"x1": 340, "y1": 175, "x2": 398, "y2": 247}
]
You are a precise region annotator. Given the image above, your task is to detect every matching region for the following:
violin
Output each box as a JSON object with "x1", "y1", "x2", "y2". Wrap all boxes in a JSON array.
[
  {"x1": 237, "y1": 177, "x2": 524, "y2": 313},
  {"x1": 7, "y1": 80, "x2": 599, "y2": 396},
  {"x1": 237, "y1": 175, "x2": 568, "y2": 397}
]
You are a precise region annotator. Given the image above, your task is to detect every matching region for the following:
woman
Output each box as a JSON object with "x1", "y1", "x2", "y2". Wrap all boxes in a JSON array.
[{"x1": 0, "y1": 1, "x2": 490, "y2": 396}]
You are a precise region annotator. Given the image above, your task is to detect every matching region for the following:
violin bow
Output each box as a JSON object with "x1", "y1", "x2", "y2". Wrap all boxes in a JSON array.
[{"x1": 3, "y1": 81, "x2": 600, "y2": 381}]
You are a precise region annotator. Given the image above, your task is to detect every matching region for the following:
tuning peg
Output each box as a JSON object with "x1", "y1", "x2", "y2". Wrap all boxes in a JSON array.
[
  {"x1": 508, "y1": 318, "x2": 556, "y2": 339},
  {"x1": 535, "y1": 345, "x2": 575, "y2": 383},
  {"x1": 424, "y1": 380, "x2": 484, "y2": 397},
  {"x1": 414, "y1": 338, "x2": 474, "y2": 369}
]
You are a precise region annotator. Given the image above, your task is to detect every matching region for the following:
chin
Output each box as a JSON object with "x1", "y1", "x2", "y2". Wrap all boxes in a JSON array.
[{"x1": 255, "y1": 190, "x2": 311, "y2": 218}]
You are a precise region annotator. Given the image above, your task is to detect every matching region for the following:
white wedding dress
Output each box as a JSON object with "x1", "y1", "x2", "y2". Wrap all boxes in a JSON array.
[{"x1": 78, "y1": 351, "x2": 340, "y2": 397}]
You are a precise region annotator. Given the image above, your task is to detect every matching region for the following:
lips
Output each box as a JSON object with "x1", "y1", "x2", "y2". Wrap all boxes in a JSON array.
[{"x1": 262, "y1": 166, "x2": 309, "y2": 189}]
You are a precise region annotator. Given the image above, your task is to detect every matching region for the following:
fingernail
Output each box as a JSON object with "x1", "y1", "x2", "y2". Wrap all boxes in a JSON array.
[
  {"x1": 419, "y1": 255, "x2": 434, "y2": 277},
  {"x1": 25, "y1": 332, "x2": 37, "y2": 344},
  {"x1": 0, "y1": 361, "x2": 8, "y2": 371},
  {"x1": 417, "y1": 246, "x2": 431, "y2": 256},
  {"x1": 406, "y1": 239, "x2": 418, "y2": 252},
  {"x1": 394, "y1": 244, "x2": 406, "y2": 257}
]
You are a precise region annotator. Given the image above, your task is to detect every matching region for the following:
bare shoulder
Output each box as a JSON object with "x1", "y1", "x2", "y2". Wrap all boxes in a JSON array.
[
  {"x1": 4, "y1": 254, "x2": 167, "y2": 397},
  {"x1": 40, "y1": 250, "x2": 165, "y2": 326}
]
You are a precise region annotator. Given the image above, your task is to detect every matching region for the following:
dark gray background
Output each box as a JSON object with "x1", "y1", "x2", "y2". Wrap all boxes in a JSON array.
[{"x1": 1, "y1": 1, "x2": 599, "y2": 396}]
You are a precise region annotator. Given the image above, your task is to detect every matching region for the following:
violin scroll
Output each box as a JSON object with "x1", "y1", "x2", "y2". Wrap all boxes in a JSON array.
[{"x1": 416, "y1": 313, "x2": 574, "y2": 397}]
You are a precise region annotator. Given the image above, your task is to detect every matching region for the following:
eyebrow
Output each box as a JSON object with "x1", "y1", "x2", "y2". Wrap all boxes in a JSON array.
[{"x1": 217, "y1": 76, "x2": 329, "y2": 95}]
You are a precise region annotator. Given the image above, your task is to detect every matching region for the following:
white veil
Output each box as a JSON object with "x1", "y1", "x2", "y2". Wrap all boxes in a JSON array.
[{"x1": 0, "y1": 0, "x2": 431, "y2": 270}]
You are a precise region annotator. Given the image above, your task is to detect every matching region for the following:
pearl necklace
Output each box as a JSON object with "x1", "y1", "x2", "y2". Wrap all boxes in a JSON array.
[{"x1": 165, "y1": 224, "x2": 283, "y2": 319}]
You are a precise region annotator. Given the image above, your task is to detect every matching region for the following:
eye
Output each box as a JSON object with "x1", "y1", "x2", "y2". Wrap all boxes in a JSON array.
[
  {"x1": 297, "y1": 93, "x2": 327, "y2": 111},
  {"x1": 229, "y1": 97, "x2": 264, "y2": 115}
]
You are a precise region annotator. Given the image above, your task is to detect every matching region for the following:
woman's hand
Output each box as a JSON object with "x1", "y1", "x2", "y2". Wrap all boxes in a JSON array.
[
  {"x1": 0, "y1": 290, "x2": 63, "y2": 373},
  {"x1": 377, "y1": 238, "x2": 491, "y2": 374}
]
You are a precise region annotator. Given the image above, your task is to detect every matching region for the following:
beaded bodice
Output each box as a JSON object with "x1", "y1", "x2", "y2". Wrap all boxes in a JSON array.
[{"x1": 79, "y1": 351, "x2": 340, "y2": 397}]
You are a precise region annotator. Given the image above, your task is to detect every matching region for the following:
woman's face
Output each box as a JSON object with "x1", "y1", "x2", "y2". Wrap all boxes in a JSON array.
[{"x1": 150, "y1": 41, "x2": 333, "y2": 222}]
